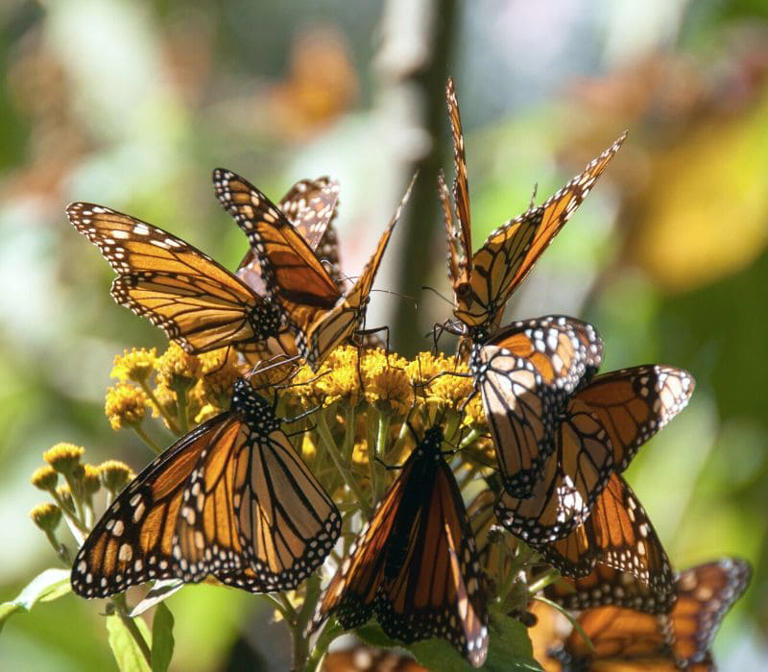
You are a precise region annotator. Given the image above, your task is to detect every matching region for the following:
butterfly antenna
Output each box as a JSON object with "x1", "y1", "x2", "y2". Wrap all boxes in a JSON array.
[
  {"x1": 528, "y1": 182, "x2": 538, "y2": 210},
  {"x1": 422, "y1": 285, "x2": 454, "y2": 306},
  {"x1": 369, "y1": 288, "x2": 419, "y2": 312}
]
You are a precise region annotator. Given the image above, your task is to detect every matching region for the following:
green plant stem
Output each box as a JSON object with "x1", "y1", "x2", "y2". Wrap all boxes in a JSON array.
[
  {"x1": 305, "y1": 620, "x2": 342, "y2": 672},
  {"x1": 111, "y1": 593, "x2": 152, "y2": 666},
  {"x1": 315, "y1": 411, "x2": 372, "y2": 518},
  {"x1": 51, "y1": 491, "x2": 88, "y2": 535},
  {"x1": 131, "y1": 424, "x2": 164, "y2": 455},
  {"x1": 459, "y1": 427, "x2": 482, "y2": 451},
  {"x1": 372, "y1": 410, "x2": 390, "y2": 500},
  {"x1": 291, "y1": 576, "x2": 321, "y2": 671},
  {"x1": 342, "y1": 405, "x2": 355, "y2": 462},
  {"x1": 527, "y1": 569, "x2": 560, "y2": 596},
  {"x1": 443, "y1": 411, "x2": 461, "y2": 444},
  {"x1": 174, "y1": 385, "x2": 189, "y2": 434},
  {"x1": 139, "y1": 380, "x2": 181, "y2": 435}
]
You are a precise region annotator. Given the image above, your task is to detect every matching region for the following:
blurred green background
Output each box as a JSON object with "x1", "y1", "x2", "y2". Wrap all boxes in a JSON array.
[{"x1": 2, "y1": 0, "x2": 767, "y2": 669}]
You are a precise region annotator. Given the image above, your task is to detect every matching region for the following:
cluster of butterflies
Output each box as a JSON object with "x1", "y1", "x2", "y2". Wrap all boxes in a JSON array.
[{"x1": 66, "y1": 77, "x2": 749, "y2": 670}]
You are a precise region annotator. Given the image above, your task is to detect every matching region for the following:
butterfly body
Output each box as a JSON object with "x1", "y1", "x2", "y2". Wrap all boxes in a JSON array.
[{"x1": 71, "y1": 378, "x2": 340, "y2": 598}]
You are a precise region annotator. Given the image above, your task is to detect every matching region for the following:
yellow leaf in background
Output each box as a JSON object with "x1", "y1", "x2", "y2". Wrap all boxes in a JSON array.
[{"x1": 632, "y1": 94, "x2": 768, "y2": 292}]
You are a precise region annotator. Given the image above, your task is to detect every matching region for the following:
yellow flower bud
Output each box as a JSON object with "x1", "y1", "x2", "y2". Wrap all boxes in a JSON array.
[
  {"x1": 29, "y1": 503, "x2": 62, "y2": 532},
  {"x1": 99, "y1": 460, "x2": 135, "y2": 494},
  {"x1": 111, "y1": 347, "x2": 157, "y2": 383},
  {"x1": 82, "y1": 464, "x2": 102, "y2": 496},
  {"x1": 30, "y1": 465, "x2": 58, "y2": 492},
  {"x1": 43, "y1": 443, "x2": 85, "y2": 475},
  {"x1": 105, "y1": 383, "x2": 149, "y2": 430},
  {"x1": 156, "y1": 342, "x2": 202, "y2": 390}
]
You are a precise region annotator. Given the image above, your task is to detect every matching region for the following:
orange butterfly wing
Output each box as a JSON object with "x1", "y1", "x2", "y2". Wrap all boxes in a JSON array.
[
  {"x1": 237, "y1": 176, "x2": 341, "y2": 295},
  {"x1": 213, "y1": 168, "x2": 340, "y2": 329},
  {"x1": 310, "y1": 428, "x2": 489, "y2": 666},
  {"x1": 68, "y1": 203, "x2": 281, "y2": 354},
  {"x1": 441, "y1": 81, "x2": 626, "y2": 335},
  {"x1": 549, "y1": 558, "x2": 751, "y2": 671},
  {"x1": 475, "y1": 316, "x2": 603, "y2": 497},
  {"x1": 302, "y1": 178, "x2": 412, "y2": 368},
  {"x1": 533, "y1": 473, "x2": 674, "y2": 603},
  {"x1": 575, "y1": 365, "x2": 695, "y2": 471},
  {"x1": 71, "y1": 380, "x2": 340, "y2": 597}
]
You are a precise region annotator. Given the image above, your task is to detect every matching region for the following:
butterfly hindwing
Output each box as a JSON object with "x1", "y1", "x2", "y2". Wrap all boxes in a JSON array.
[
  {"x1": 549, "y1": 558, "x2": 751, "y2": 671},
  {"x1": 237, "y1": 176, "x2": 341, "y2": 295},
  {"x1": 71, "y1": 413, "x2": 234, "y2": 597}
]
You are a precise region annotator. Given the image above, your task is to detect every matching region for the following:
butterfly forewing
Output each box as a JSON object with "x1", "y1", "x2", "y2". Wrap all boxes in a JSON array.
[
  {"x1": 233, "y1": 426, "x2": 341, "y2": 591},
  {"x1": 550, "y1": 558, "x2": 751, "y2": 671},
  {"x1": 441, "y1": 78, "x2": 626, "y2": 336},
  {"x1": 309, "y1": 427, "x2": 489, "y2": 667},
  {"x1": 237, "y1": 176, "x2": 341, "y2": 294},
  {"x1": 304, "y1": 180, "x2": 410, "y2": 367},
  {"x1": 68, "y1": 203, "x2": 280, "y2": 354},
  {"x1": 310, "y1": 472, "x2": 407, "y2": 632},
  {"x1": 213, "y1": 168, "x2": 340, "y2": 317},
  {"x1": 443, "y1": 77, "x2": 473, "y2": 294},
  {"x1": 493, "y1": 130, "x2": 628, "y2": 307},
  {"x1": 496, "y1": 402, "x2": 615, "y2": 544},
  {"x1": 377, "y1": 458, "x2": 489, "y2": 666}
]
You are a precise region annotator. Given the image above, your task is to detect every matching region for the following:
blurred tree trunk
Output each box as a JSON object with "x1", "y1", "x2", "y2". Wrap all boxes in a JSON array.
[{"x1": 376, "y1": 0, "x2": 458, "y2": 355}]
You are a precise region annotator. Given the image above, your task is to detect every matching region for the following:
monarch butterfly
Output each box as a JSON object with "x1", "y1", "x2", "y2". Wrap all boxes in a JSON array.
[
  {"x1": 236, "y1": 176, "x2": 342, "y2": 295},
  {"x1": 214, "y1": 169, "x2": 413, "y2": 370},
  {"x1": 548, "y1": 558, "x2": 752, "y2": 672},
  {"x1": 530, "y1": 473, "x2": 675, "y2": 605},
  {"x1": 496, "y1": 365, "x2": 695, "y2": 543},
  {"x1": 67, "y1": 202, "x2": 295, "y2": 357},
  {"x1": 440, "y1": 77, "x2": 627, "y2": 342},
  {"x1": 470, "y1": 315, "x2": 604, "y2": 498},
  {"x1": 307, "y1": 426, "x2": 489, "y2": 667},
  {"x1": 71, "y1": 378, "x2": 341, "y2": 597}
]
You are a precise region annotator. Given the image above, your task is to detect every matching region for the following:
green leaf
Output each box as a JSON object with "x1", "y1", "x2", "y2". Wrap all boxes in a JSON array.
[
  {"x1": 0, "y1": 568, "x2": 72, "y2": 632},
  {"x1": 356, "y1": 606, "x2": 542, "y2": 671},
  {"x1": 151, "y1": 602, "x2": 175, "y2": 672},
  {"x1": 106, "y1": 614, "x2": 152, "y2": 672}
]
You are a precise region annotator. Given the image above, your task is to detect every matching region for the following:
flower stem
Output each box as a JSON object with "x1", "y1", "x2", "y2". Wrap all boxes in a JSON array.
[
  {"x1": 371, "y1": 410, "x2": 390, "y2": 500},
  {"x1": 139, "y1": 381, "x2": 181, "y2": 435},
  {"x1": 527, "y1": 569, "x2": 560, "y2": 596},
  {"x1": 315, "y1": 411, "x2": 371, "y2": 518},
  {"x1": 174, "y1": 385, "x2": 189, "y2": 434},
  {"x1": 131, "y1": 425, "x2": 164, "y2": 455}
]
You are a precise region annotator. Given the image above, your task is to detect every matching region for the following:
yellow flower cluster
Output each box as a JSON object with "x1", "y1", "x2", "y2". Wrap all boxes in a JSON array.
[
  {"x1": 105, "y1": 383, "x2": 148, "y2": 430},
  {"x1": 111, "y1": 347, "x2": 157, "y2": 383},
  {"x1": 105, "y1": 344, "x2": 247, "y2": 435}
]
